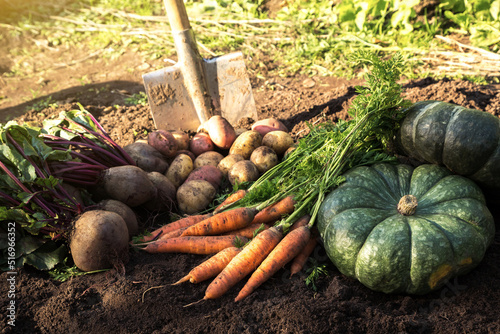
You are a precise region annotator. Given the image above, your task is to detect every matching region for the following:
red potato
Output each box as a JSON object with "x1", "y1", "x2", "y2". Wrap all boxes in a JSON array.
[
  {"x1": 251, "y1": 118, "x2": 288, "y2": 137},
  {"x1": 169, "y1": 130, "x2": 190, "y2": 151},
  {"x1": 207, "y1": 115, "x2": 237, "y2": 149},
  {"x1": 148, "y1": 130, "x2": 178, "y2": 158},
  {"x1": 185, "y1": 165, "x2": 222, "y2": 191},
  {"x1": 190, "y1": 132, "x2": 214, "y2": 156}
]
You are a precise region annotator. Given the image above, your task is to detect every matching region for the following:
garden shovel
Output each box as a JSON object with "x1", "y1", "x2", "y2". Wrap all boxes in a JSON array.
[{"x1": 142, "y1": 0, "x2": 257, "y2": 132}]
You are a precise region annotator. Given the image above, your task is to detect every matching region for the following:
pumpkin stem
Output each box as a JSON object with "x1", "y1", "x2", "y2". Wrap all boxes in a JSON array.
[{"x1": 397, "y1": 194, "x2": 418, "y2": 216}]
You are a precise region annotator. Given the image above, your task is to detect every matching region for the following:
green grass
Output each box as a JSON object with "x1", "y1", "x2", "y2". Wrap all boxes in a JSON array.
[
  {"x1": 124, "y1": 91, "x2": 148, "y2": 105},
  {"x1": 25, "y1": 95, "x2": 58, "y2": 112},
  {"x1": 1, "y1": 0, "x2": 499, "y2": 81}
]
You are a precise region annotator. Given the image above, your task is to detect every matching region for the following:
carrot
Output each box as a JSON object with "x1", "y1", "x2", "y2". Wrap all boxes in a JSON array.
[
  {"x1": 139, "y1": 235, "x2": 247, "y2": 255},
  {"x1": 251, "y1": 195, "x2": 296, "y2": 225},
  {"x1": 213, "y1": 189, "x2": 248, "y2": 214},
  {"x1": 223, "y1": 223, "x2": 269, "y2": 239},
  {"x1": 181, "y1": 207, "x2": 258, "y2": 237},
  {"x1": 173, "y1": 247, "x2": 242, "y2": 285},
  {"x1": 157, "y1": 226, "x2": 188, "y2": 240},
  {"x1": 289, "y1": 214, "x2": 311, "y2": 231},
  {"x1": 136, "y1": 213, "x2": 213, "y2": 243},
  {"x1": 202, "y1": 226, "x2": 284, "y2": 300},
  {"x1": 290, "y1": 228, "x2": 318, "y2": 277},
  {"x1": 234, "y1": 225, "x2": 311, "y2": 302}
]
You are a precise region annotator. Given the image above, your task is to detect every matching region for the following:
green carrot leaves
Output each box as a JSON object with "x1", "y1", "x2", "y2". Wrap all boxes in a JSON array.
[{"x1": 240, "y1": 52, "x2": 411, "y2": 229}]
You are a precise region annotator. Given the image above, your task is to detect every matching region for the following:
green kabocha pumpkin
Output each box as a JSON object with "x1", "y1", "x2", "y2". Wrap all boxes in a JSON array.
[
  {"x1": 317, "y1": 163, "x2": 495, "y2": 295},
  {"x1": 398, "y1": 100, "x2": 500, "y2": 189}
]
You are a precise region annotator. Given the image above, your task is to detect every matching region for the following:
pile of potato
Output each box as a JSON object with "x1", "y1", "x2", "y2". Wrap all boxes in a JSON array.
[
  {"x1": 69, "y1": 116, "x2": 294, "y2": 272},
  {"x1": 124, "y1": 116, "x2": 294, "y2": 215}
]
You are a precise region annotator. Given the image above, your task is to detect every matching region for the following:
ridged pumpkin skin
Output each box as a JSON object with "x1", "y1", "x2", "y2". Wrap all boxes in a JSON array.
[
  {"x1": 317, "y1": 163, "x2": 495, "y2": 295},
  {"x1": 398, "y1": 100, "x2": 500, "y2": 189}
]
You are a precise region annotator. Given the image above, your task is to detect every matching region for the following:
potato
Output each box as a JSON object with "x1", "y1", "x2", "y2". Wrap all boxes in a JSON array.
[
  {"x1": 217, "y1": 154, "x2": 245, "y2": 177},
  {"x1": 228, "y1": 160, "x2": 260, "y2": 186},
  {"x1": 207, "y1": 115, "x2": 237, "y2": 149},
  {"x1": 250, "y1": 146, "x2": 279, "y2": 173},
  {"x1": 262, "y1": 130, "x2": 294, "y2": 155},
  {"x1": 143, "y1": 172, "x2": 177, "y2": 212},
  {"x1": 229, "y1": 130, "x2": 262, "y2": 160},
  {"x1": 194, "y1": 151, "x2": 225, "y2": 169},
  {"x1": 124, "y1": 141, "x2": 169, "y2": 173},
  {"x1": 101, "y1": 165, "x2": 156, "y2": 207},
  {"x1": 166, "y1": 153, "x2": 194, "y2": 188},
  {"x1": 251, "y1": 118, "x2": 288, "y2": 137},
  {"x1": 185, "y1": 165, "x2": 222, "y2": 191},
  {"x1": 177, "y1": 180, "x2": 216, "y2": 214},
  {"x1": 98, "y1": 199, "x2": 138, "y2": 237},
  {"x1": 70, "y1": 210, "x2": 129, "y2": 272},
  {"x1": 148, "y1": 130, "x2": 178, "y2": 158},
  {"x1": 169, "y1": 130, "x2": 190, "y2": 151},
  {"x1": 190, "y1": 132, "x2": 214, "y2": 156},
  {"x1": 175, "y1": 149, "x2": 196, "y2": 162}
]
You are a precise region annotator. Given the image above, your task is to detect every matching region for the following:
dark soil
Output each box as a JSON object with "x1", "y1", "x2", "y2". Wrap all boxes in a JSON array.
[{"x1": 1, "y1": 14, "x2": 500, "y2": 334}]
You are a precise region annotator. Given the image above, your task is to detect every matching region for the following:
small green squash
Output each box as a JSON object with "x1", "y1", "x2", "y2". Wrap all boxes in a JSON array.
[
  {"x1": 398, "y1": 100, "x2": 500, "y2": 189},
  {"x1": 317, "y1": 163, "x2": 495, "y2": 295}
]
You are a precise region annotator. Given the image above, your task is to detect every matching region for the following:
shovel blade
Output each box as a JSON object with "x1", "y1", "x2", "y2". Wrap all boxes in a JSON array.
[{"x1": 143, "y1": 52, "x2": 257, "y2": 132}]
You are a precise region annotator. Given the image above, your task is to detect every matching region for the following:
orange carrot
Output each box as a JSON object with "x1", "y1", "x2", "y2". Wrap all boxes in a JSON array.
[
  {"x1": 136, "y1": 213, "x2": 213, "y2": 243},
  {"x1": 213, "y1": 189, "x2": 248, "y2": 214},
  {"x1": 140, "y1": 235, "x2": 247, "y2": 255},
  {"x1": 172, "y1": 247, "x2": 242, "y2": 285},
  {"x1": 235, "y1": 225, "x2": 311, "y2": 302},
  {"x1": 223, "y1": 223, "x2": 269, "y2": 239},
  {"x1": 252, "y1": 196, "x2": 296, "y2": 225},
  {"x1": 157, "y1": 226, "x2": 189, "y2": 240},
  {"x1": 202, "y1": 226, "x2": 284, "y2": 300},
  {"x1": 290, "y1": 228, "x2": 318, "y2": 277},
  {"x1": 289, "y1": 214, "x2": 311, "y2": 231},
  {"x1": 181, "y1": 207, "x2": 258, "y2": 237}
]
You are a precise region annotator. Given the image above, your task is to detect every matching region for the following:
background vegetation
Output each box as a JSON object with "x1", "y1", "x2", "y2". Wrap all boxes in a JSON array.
[{"x1": 1, "y1": 0, "x2": 499, "y2": 82}]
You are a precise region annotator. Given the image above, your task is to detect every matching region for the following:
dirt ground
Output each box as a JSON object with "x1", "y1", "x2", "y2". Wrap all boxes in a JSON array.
[{"x1": 2, "y1": 16, "x2": 500, "y2": 334}]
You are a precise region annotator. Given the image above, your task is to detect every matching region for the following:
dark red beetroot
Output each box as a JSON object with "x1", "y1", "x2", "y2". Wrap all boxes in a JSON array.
[{"x1": 148, "y1": 130, "x2": 178, "y2": 158}]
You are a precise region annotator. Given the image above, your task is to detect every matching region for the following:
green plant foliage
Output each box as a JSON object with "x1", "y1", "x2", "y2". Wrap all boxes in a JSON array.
[
  {"x1": 3, "y1": 0, "x2": 500, "y2": 98},
  {"x1": 124, "y1": 92, "x2": 148, "y2": 106}
]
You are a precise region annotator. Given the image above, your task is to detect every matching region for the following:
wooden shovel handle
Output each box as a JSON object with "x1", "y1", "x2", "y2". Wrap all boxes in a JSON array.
[{"x1": 164, "y1": 0, "x2": 191, "y2": 32}]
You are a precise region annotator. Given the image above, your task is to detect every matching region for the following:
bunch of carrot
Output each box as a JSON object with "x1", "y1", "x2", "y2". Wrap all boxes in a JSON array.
[{"x1": 133, "y1": 193, "x2": 319, "y2": 302}]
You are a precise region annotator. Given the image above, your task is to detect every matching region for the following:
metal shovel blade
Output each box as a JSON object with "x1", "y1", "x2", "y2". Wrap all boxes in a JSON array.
[{"x1": 143, "y1": 51, "x2": 257, "y2": 132}]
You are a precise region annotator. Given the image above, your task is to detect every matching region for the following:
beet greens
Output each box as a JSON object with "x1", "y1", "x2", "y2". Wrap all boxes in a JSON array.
[{"x1": 0, "y1": 106, "x2": 134, "y2": 270}]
